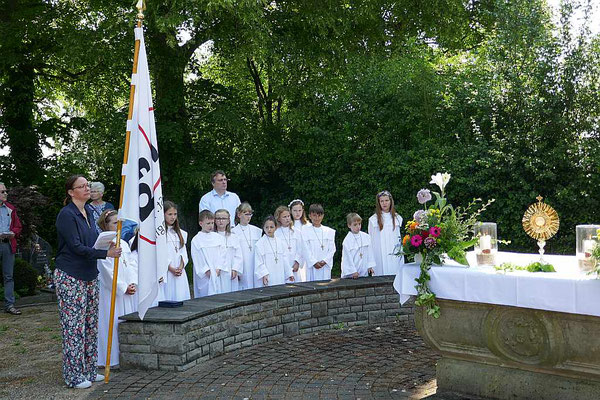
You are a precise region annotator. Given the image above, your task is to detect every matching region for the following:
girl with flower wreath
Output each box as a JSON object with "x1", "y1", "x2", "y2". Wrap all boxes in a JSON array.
[{"x1": 368, "y1": 190, "x2": 404, "y2": 276}]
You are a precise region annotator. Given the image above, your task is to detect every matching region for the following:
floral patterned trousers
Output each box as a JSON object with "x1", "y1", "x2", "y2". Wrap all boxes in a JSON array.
[{"x1": 54, "y1": 268, "x2": 100, "y2": 387}]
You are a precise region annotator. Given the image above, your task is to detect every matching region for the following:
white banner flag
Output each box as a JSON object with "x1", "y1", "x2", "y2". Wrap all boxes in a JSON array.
[{"x1": 119, "y1": 26, "x2": 168, "y2": 320}]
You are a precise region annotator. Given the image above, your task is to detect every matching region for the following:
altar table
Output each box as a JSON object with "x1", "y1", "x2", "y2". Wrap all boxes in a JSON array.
[{"x1": 393, "y1": 251, "x2": 600, "y2": 317}]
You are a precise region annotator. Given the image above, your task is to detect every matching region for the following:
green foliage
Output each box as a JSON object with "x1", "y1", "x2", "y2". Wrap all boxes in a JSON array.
[
  {"x1": 0, "y1": 0, "x2": 599, "y2": 278},
  {"x1": 495, "y1": 262, "x2": 556, "y2": 273}
]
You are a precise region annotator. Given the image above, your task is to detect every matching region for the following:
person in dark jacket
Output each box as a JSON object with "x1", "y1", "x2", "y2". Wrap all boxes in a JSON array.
[
  {"x1": 54, "y1": 175, "x2": 121, "y2": 389},
  {"x1": 0, "y1": 182, "x2": 22, "y2": 315}
]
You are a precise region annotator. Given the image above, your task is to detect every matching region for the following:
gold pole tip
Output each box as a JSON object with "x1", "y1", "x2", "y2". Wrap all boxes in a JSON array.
[{"x1": 136, "y1": 0, "x2": 146, "y2": 20}]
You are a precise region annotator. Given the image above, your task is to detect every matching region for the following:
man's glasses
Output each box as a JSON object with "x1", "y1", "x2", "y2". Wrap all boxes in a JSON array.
[{"x1": 72, "y1": 183, "x2": 91, "y2": 190}]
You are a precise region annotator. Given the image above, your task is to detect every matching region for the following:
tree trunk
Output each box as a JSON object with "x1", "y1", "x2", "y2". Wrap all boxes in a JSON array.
[{"x1": 3, "y1": 62, "x2": 44, "y2": 185}]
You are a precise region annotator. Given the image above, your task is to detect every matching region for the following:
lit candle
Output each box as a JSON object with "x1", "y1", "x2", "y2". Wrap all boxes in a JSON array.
[
  {"x1": 479, "y1": 234, "x2": 492, "y2": 252},
  {"x1": 583, "y1": 239, "x2": 597, "y2": 258}
]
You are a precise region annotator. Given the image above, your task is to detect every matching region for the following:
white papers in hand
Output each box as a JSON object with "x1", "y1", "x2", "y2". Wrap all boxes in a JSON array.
[{"x1": 94, "y1": 231, "x2": 117, "y2": 250}]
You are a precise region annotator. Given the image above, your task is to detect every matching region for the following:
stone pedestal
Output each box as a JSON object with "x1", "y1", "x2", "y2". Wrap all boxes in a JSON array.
[{"x1": 415, "y1": 299, "x2": 600, "y2": 400}]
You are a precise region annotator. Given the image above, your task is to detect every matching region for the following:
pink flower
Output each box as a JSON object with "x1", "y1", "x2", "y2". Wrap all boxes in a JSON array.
[
  {"x1": 429, "y1": 226, "x2": 441, "y2": 237},
  {"x1": 424, "y1": 237, "x2": 437, "y2": 249},
  {"x1": 411, "y1": 235, "x2": 423, "y2": 247}
]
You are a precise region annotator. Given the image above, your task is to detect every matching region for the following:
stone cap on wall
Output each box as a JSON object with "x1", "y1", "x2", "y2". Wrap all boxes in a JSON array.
[{"x1": 121, "y1": 276, "x2": 396, "y2": 324}]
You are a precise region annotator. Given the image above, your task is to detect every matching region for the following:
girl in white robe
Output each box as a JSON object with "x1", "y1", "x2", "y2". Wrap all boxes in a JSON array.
[
  {"x1": 274, "y1": 206, "x2": 302, "y2": 283},
  {"x1": 191, "y1": 210, "x2": 227, "y2": 297},
  {"x1": 215, "y1": 209, "x2": 243, "y2": 293},
  {"x1": 341, "y1": 213, "x2": 376, "y2": 278},
  {"x1": 368, "y1": 190, "x2": 404, "y2": 276},
  {"x1": 231, "y1": 202, "x2": 262, "y2": 290},
  {"x1": 255, "y1": 216, "x2": 293, "y2": 286},
  {"x1": 96, "y1": 210, "x2": 138, "y2": 367},
  {"x1": 164, "y1": 201, "x2": 191, "y2": 301},
  {"x1": 289, "y1": 199, "x2": 310, "y2": 282},
  {"x1": 302, "y1": 204, "x2": 336, "y2": 281}
]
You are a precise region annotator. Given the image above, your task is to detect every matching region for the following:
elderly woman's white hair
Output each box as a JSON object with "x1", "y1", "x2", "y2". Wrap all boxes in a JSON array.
[{"x1": 90, "y1": 182, "x2": 105, "y2": 193}]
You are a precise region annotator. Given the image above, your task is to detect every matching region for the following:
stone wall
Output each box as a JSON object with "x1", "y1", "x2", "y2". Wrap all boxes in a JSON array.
[{"x1": 118, "y1": 276, "x2": 412, "y2": 371}]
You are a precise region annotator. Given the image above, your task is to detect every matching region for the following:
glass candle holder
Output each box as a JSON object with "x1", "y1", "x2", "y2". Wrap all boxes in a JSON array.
[
  {"x1": 474, "y1": 222, "x2": 497, "y2": 266},
  {"x1": 576, "y1": 225, "x2": 600, "y2": 272}
]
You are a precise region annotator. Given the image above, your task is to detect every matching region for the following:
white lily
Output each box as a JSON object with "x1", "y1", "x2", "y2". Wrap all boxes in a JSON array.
[{"x1": 430, "y1": 172, "x2": 451, "y2": 192}]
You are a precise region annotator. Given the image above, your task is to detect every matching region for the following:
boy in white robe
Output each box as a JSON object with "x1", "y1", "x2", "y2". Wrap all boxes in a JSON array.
[
  {"x1": 341, "y1": 213, "x2": 375, "y2": 278},
  {"x1": 231, "y1": 202, "x2": 262, "y2": 290},
  {"x1": 96, "y1": 210, "x2": 138, "y2": 367},
  {"x1": 215, "y1": 209, "x2": 243, "y2": 293},
  {"x1": 191, "y1": 210, "x2": 227, "y2": 297},
  {"x1": 255, "y1": 216, "x2": 294, "y2": 286},
  {"x1": 302, "y1": 204, "x2": 336, "y2": 281}
]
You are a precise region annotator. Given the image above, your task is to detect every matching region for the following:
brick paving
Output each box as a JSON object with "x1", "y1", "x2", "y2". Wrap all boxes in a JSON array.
[{"x1": 90, "y1": 320, "x2": 443, "y2": 399}]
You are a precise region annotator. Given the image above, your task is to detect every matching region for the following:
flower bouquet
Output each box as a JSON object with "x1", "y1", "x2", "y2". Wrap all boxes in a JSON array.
[{"x1": 399, "y1": 173, "x2": 494, "y2": 318}]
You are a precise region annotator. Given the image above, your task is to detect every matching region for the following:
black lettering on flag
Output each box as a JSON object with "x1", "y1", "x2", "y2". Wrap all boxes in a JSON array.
[{"x1": 139, "y1": 156, "x2": 154, "y2": 222}]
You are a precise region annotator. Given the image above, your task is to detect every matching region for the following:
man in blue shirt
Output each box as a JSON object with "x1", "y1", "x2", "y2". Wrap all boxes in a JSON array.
[{"x1": 199, "y1": 170, "x2": 241, "y2": 226}]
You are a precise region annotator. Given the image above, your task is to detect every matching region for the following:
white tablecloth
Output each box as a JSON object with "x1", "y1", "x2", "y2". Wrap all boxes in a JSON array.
[{"x1": 393, "y1": 251, "x2": 600, "y2": 317}]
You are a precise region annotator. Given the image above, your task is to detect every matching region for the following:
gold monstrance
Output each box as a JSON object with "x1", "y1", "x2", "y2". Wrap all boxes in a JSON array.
[{"x1": 522, "y1": 196, "x2": 560, "y2": 262}]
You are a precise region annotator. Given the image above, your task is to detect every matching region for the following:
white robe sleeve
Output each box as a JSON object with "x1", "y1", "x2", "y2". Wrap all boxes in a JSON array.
[
  {"x1": 341, "y1": 237, "x2": 357, "y2": 278},
  {"x1": 325, "y1": 229, "x2": 336, "y2": 268},
  {"x1": 230, "y1": 234, "x2": 243, "y2": 274},
  {"x1": 254, "y1": 241, "x2": 269, "y2": 281},
  {"x1": 98, "y1": 257, "x2": 128, "y2": 295},
  {"x1": 293, "y1": 230, "x2": 304, "y2": 265},
  {"x1": 302, "y1": 229, "x2": 319, "y2": 268},
  {"x1": 180, "y1": 231, "x2": 189, "y2": 267},
  {"x1": 191, "y1": 237, "x2": 208, "y2": 277},
  {"x1": 368, "y1": 215, "x2": 383, "y2": 274}
]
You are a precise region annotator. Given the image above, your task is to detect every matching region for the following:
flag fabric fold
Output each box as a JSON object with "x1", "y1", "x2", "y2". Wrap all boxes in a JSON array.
[{"x1": 119, "y1": 26, "x2": 168, "y2": 320}]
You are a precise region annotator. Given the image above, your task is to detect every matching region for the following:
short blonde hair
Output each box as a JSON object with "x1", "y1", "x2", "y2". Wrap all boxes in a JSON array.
[{"x1": 346, "y1": 212, "x2": 362, "y2": 226}]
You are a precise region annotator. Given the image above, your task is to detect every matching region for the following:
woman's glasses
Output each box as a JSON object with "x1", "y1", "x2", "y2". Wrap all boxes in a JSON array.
[{"x1": 72, "y1": 183, "x2": 91, "y2": 190}]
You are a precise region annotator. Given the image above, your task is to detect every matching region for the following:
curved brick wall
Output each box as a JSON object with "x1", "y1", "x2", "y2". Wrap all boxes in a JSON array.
[{"x1": 119, "y1": 276, "x2": 413, "y2": 371}]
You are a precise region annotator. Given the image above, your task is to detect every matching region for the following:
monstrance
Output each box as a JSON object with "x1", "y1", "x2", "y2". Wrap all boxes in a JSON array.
[{"x1": 522, "y1": 196, "x2": 560, "y2": 262}]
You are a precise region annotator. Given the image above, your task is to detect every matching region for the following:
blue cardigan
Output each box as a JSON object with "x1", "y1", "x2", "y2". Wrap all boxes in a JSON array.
[{"x1": 55, "y1": 202, "x2": 108, "y2": 281}]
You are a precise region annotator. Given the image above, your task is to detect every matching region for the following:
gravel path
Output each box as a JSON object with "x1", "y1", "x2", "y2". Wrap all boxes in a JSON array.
[{"x1": 0, "y1": 302, "x2": 481, "y2": 400}]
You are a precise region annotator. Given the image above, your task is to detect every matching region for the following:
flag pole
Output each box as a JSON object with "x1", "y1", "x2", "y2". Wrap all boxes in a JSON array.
[{"x1": 104, "y1": 0, "x2": 146, "y2": 384}]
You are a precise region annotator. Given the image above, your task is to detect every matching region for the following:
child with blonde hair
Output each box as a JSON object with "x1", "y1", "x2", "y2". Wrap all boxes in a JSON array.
[
  {"x1": 214, "y1": 209, "x2": 243, "y2": 292},
  {"x1": 342, "y1": 213, "x2": 375, "y2": 278},
  {"x1": 274, "y1": 205, "x2": 303, "y2": 283},
  {"x1": 231, "y1": 202, "x2": 263, "y2": 289},
  {"x1": 191, "y1": 210, "x2": 227, "y2": 297},
  {"x1": 96, "y1": 210, "x2": 138, "y2": 367}
]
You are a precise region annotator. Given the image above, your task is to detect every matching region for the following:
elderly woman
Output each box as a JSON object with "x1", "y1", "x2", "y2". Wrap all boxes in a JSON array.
[
  {"x1": 54, "y1": 175, "x2": 121, "y2": 389},
  {"x1": 89, "y1": 182, "x2": 114, "y2": 234}
]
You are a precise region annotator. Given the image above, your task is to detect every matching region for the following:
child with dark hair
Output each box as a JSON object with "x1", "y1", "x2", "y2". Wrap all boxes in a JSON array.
[{"x1": 302, "y1": 204, "x2": 336, "y2": 281}]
